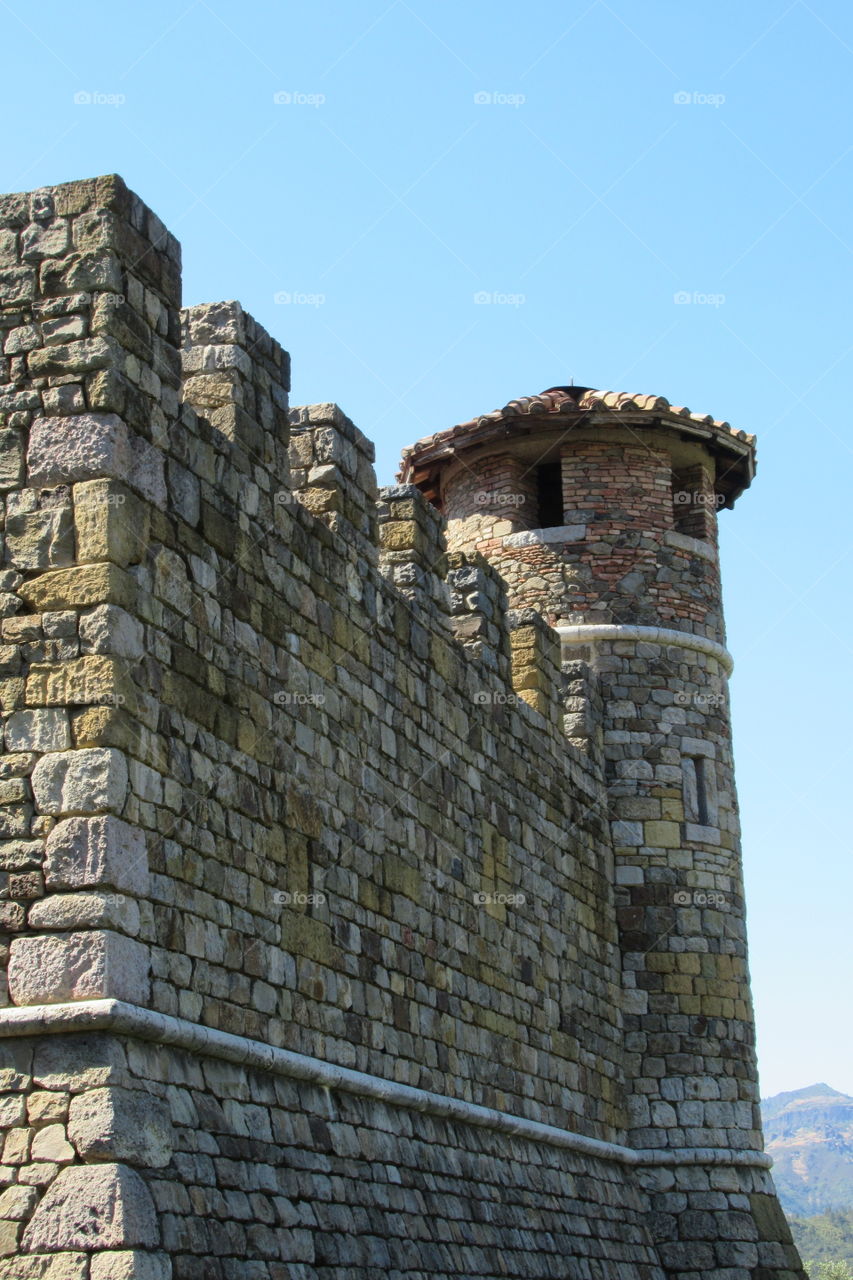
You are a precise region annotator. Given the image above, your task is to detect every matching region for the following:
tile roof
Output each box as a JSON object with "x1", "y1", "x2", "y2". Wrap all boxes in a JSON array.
[{"x1": 397, "y1": 385, "x2": 756, "y2": 504}]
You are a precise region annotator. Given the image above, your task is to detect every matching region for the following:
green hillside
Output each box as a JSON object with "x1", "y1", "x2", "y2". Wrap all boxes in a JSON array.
[{"x1": 790, "y1": 1209, "x2": 853, "y2": 1275}]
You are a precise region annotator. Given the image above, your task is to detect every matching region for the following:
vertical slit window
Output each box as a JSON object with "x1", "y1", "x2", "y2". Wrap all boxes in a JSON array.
[{"x1": 536, "y1": 462, "x2": 563, "y2": 528}]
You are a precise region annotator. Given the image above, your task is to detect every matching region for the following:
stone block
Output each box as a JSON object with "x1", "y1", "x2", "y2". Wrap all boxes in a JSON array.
[
  {"x1": 33, "y1": 1034, "x2": 127, "y2": 1092},
  {"x1": 74, "y1": 480, "x2": 149, "y2": 566},
  {"x1": 5, "y1": 709, "x2": 71, "y2": 753},
  {"x1": 40, "y1": 251, "x2": 123, "y2": 297},
  {"x1": 0, "y1": 430, "x2": 24, "y2": 491},
  {"x1": 0, "y1": 1256, "x2": 89, "y2": 1279},
  {"x1": 5, "y1": 493, "x2": 74, "y2": 571},
  {"x1": 90, "y1": 1253, "x2": 172, "y2": 1280},
  {"x1": 0, "y1": 266, "x2": 36, "y2": 305},
  {"x1": 28, "y1": 891, "x2": 140, "y2": 935},
  {"x1": 27, "y1": 337, "x2": 115, "y2": 379},
  {"x1": 42, "y1": 385, "x2": 86, "y2": 416},
  {"x1": 0, "y1": 1185, "x2": 37, "y2": 1219},
  {"x1": 21, "y1": 219, "x2": 70, "y2": 261},
  {"x1": 0, "y1": 1220, "x2": 20, "y2": 1257},
  {"x1": 22, "y1": 1163, "x2": 158, "y2": 1251},
  {"x1": 8, "y1": 929, "x2": 149, "y2": 1005},
  {"x1": 20, "y1": 563, "x2": 137, "y2": 612},
  {"x1": 611, "y1": 820, "x2": 643, "y2": 846},
  {"x1": 78, "y1": 605, "x2": 144, "y2": 658},
  {"x1": 44, "y1": 815, "x2": 148, "y2": 894},
  {"x1": 68, "y1": 1086, "x2": 172, "y2": 1168},
  {"x1": 31, "y1": 747, "x2": 128, "y2": 815},
  {"x1": 644, "y1": 820, "x2": 681, "y2": 847},
  {"x1": 27, "y1": 414, "x2": 131, "y2": 487},
  {"x1": 26, "y1": 655, "x2": 128, "y2": 708},
  {"x1": 30, "y1": 1124, "x2": 74, "y2": 1163}
]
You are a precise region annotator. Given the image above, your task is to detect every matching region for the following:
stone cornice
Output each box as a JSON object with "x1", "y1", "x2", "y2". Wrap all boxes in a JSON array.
[
  {"x1": 0, "y1": 999, "x2": 770, "y2": 1170},
  {"x1": 556, "y1": 624, "x2": 734, "y2": 674}
]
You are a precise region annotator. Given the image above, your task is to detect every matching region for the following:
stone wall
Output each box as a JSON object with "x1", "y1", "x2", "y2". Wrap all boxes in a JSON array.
[{"x1": 0, "y1": 176, "x2": 805, "y2": 1279}]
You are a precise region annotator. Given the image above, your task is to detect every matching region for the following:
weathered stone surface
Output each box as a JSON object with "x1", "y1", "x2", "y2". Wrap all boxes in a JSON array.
[
  {"x1": 8, "y1": 929, "x2": 149, "y2": 1004},
  {"x1": 22, "y1": 1163, "x2": 159, "y2": 1251},
  {"x1": 30, "y1": 1123, "x2": 74, "y2": 1163},
  {"x1": 0, "y1": 1184, "x2": 38, "y2": 1219},
  {"x1": 73, "y1": 481, "x2": 148, "y2": 566},
  {"x1": 0, "y1": 1255, "x2": 88, "y2": 1279},
  {"x1": 68, "y1": 1086, "x2": 172, "y2": 1167},
  {"x1": 0, "y1": 430, "x2": 25, "y2": 490},
  {"x1": 27, "y1": 414, "x2": 131, "y2": 487},
  {"x1": 31, "y1": 747, "x2": 128, "y2": 815},
  {"x1": 26, "y1": 655, "x2": 125, "y2": 707},
  {"x1": 28, "y1": 890, "x2": 140, "y2": 934},
  {"x1": 33, "y1": 1034, "x2": 127, "y2": 1092},
  {"x1": 19, "y1": 563, "x2": 137, "y2": 612},
  {"x1": 44, "y1": 815, "x2": 148, "y2": 895},
  {"x1": 78, "y1": 605, "x2": 144, "y2": 658},
  {"x1": 5, "y1": 709, "x2": 71, "y2": 753},
  {"x1": 4, "y1": 490, "x2": 74, "y2": 570},
  {"x1": 90, "y1": 1252, "x2": 172, "y2": 1280}
]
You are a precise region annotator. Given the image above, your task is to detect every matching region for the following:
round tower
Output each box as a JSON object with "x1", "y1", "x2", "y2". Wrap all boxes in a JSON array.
[{"x1": 399, "y1": 385, "x2": 763, "y2": 1155}]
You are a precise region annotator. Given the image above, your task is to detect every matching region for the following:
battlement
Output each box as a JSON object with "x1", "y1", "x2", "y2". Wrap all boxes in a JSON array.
[{"x1": 0, "y1": 177, "x2": 803, "y2": 1280}]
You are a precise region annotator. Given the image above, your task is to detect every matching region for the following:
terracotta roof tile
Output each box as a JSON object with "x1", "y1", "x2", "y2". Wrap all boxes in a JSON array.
[
  {"x1": 397, "y1": 385, "x2": 756, "y2": 503},
  {"x1": 399, "y1": 384, "x2": 753, "y2": 476}
]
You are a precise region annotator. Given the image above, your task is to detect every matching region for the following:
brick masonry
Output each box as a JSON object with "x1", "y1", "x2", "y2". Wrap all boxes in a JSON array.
[{"x1": 0, "y1": 176, "x2": 803, "y2": 1279}]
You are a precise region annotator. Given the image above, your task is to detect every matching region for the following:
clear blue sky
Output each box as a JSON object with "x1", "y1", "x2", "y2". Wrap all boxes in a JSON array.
[{"x1": 3, "y1": 0, "x2": 851, "y2": 1100}]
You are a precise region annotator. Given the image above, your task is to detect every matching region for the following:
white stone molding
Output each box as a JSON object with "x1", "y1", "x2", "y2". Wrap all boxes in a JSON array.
[
  {"x1": 556, "y1": 624, "x2": 734, "y2": 674},
  {"x1": 0, "y1": 999, "x2": 770, "y2": 1171}
]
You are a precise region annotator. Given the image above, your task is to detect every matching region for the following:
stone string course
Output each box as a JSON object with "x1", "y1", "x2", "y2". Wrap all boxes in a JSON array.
[{"x1": 0, "y1": 175, "x2": 803, "y2": 1278}]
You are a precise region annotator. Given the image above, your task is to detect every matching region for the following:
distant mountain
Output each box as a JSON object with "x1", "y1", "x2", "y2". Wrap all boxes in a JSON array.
[{"x1": 761, "y1": 1083, "x2": 853, "y2": 1217}]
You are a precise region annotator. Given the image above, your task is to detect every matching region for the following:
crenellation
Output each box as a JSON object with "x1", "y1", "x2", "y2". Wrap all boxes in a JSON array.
[
  {"x1": 288, "y1": 402, "x2": 378, "y2": 561},
  {"x1": 0, "y1": 176, "x2": 803, "y2": 1279},
  {"x1": 508, "y1": 607, "x2": 562, "y2": 729},
  {"x1": 446, "y1": 550, "x2": 511, "y2": 681},
  {"x1": 377, "y1": 483, "x2": 450, "y2": 618}
]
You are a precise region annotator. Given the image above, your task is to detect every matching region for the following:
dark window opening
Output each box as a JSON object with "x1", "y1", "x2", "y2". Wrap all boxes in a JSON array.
[{"x1": 536, "y1": 462, "x2": 563, "y2": 528}]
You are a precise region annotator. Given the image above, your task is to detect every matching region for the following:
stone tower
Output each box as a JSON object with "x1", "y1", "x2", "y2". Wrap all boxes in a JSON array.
[{"x1": 400, "y1": 388, "x2": 777, "y2": 1198}]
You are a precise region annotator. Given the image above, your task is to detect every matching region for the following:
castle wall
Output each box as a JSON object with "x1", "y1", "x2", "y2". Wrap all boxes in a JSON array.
[{"x1": 0, "y1": 177, "x2": 805, "y2": 1279}]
